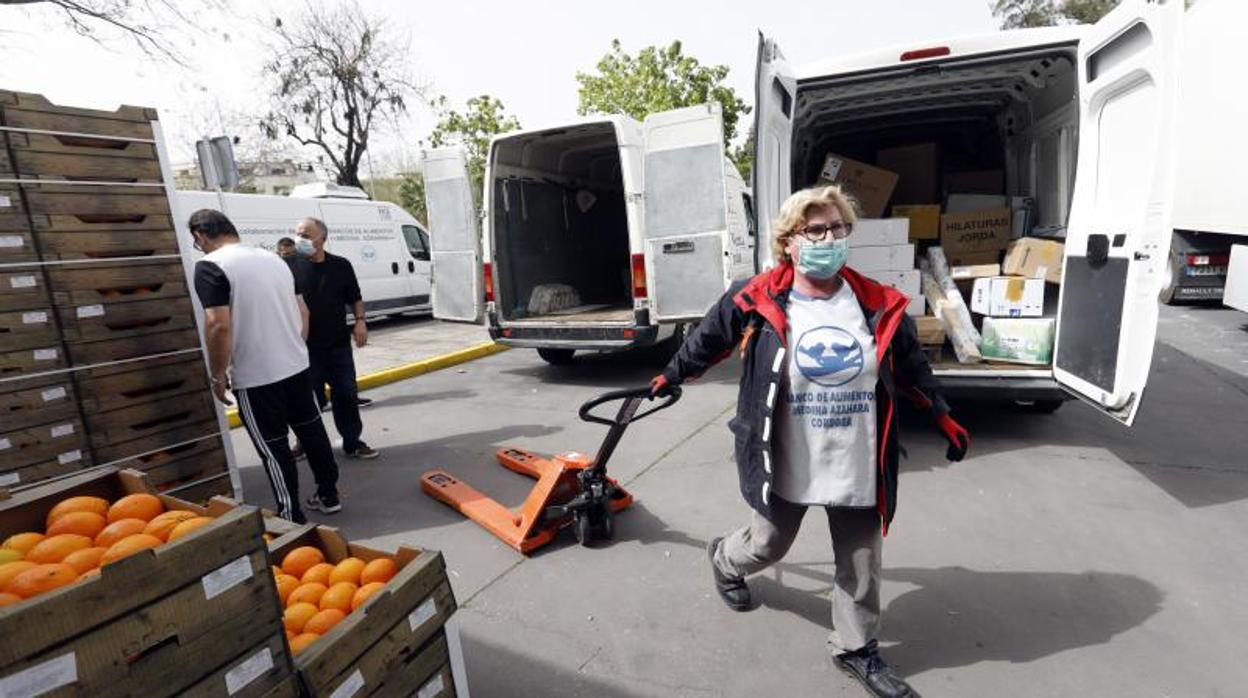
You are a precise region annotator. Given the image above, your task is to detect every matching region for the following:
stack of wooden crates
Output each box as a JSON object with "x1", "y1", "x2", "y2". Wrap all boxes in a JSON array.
[{"x1": 0, "y1": 90, "x2": 231, "y2": 501}]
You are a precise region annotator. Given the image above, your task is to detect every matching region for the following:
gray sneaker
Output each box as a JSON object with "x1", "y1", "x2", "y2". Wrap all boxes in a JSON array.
[
  {"x1": 305, "y1": 494, "x2": 342, "y2": 514},
  {"x1": 345, "y1": 442, "x2": 379, "y2": 460}
]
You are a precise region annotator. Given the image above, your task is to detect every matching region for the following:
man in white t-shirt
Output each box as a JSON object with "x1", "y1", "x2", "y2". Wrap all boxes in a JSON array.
[{"x1": 189, "y1": 209, "x2": 342, "y2": 523}]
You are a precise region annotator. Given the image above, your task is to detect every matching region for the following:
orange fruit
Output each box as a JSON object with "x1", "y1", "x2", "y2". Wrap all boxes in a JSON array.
[
  {"x1": 7, "y1": 563, "x2": 78, "y2": 598},
  {"x1": 287, "y1": 582, "x2": 327, "y2": 608},
  {"x1": 0, "y1": 561, "x2": 38, "y2": 591},
  {"x1": 319, "y1": 582, "x2": 357, "y2": 613},
  {"x1": 2, "y1": 532, "x2": 45, "y2": 556},
  {"x1": 0, "y1": 550, "x2": 20, "y2": 566},
  {"x1": 143, "y1": 510, "x2": 199, "y2": 542},
  {"x1": 300, "y1": 562, "x2": 334, "y2": 586},
  {"x1": 285, "y1": 628, "x2": 295, "y2": 642},
  {"x1": 304, "y1": 608, "x2": 345, "y2": 635},
  {"x1": 46, "y1": 496, "x2": 109, "y2": 526},
  {"x1": 62, "y1": 547, "x2": 107, "y2": 575},
  {"x1": 101, "y1": 534, "x2": 162, "y2": 565},
  {"x1": 95, "y1": 518, "x2": 147, "y2": 548},
  {"x1": 360, "y1": 558, "x2": 397, "y2": 585},
  {"x1": 283, "y1": 602, "x2": 319, "y2": 634},
  {"x1": 275, "y1": 574, "x2": 300, "y2": 605},
  {"x1": 46, "y1": 511, "x2": 107, "y2": 540},
  {"x1": 167, "y1": 517, "x2": 214, "y2": 542},
  {"x1": 329, "y1": 557, "x2": 366, "y2": 586},
  {"x1": 107, "y1": 493, "x2": 164, "y2": 523},
  {"x1": 80, "y1": 567, "x2": 100, "y2": 579},
  {"x1": 352, "y1": 581, "x2": 385, "y2": 611},
  {"x1": 281, "y1": 547, "x2": 325, "y2": 578},
  {"x1": 289, "y1": 632, "x2": 320, "y2": 655},
  {"x1": 0, "y1": 592, "x2": 22, "y2": 607},
  {"x1": 26, "y1": 534, "x2": 93, "y2": 564}
]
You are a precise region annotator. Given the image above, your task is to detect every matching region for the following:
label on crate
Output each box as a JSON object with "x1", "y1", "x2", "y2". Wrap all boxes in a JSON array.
[
  {"x1": 76, "y1": 304, "x2": 105, "y2": 319},
  {"x1": 34, "y1": 348, "x2": 58, "y2": 361},
  {"x1": 41, "y1": 386, "x2": 67, "y2": 402},
  {"x1": 0, "y1": 652, "x2": 77, "y2": 696},
  {"x1": 224, "y1": 647, "x2": 274, "y2": 696},
  {"x1": 329, "y1": 669, "x2": 365, "y2": 698},
  {"x1": 0, "y1": 437, "x2": 10, "y2": 451},
  {"x1": 417, "y1": 674, "x2": 445, "y2": 698},
  {"x1": 0, "y1": 195, "x2": 11, "y2": 208},
  {"x1": 202, "y1": 555, "x2": 254, "y2": 600},
  {"x1": 22, "y1": 311, "x2": 48, "y2": 324},
  {"x1": 408, "y1": 596, "x2": 438, "y2": 633},
  {"x1": 0, "y1": 235, "x2": 24, "y2": 248},
  {"x1": 0, "y1": 472, "x2": 19, "y2": 486},
  {"x1": 58, "y1": 450, "x2": 82, "y2": 465},
  {"x1": 50, "y1": 423, "x2": 74, "y2": 438},
  {"x1": 10, "y1": 275, "x2": 36, "y2": 289}
]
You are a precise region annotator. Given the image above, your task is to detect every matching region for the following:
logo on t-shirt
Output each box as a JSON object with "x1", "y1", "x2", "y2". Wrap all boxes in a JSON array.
[{"x1": 794, "y1": 326, "x2": 864, "y2": 387}]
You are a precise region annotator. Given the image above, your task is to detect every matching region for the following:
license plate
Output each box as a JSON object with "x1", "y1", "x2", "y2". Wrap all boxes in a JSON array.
[{"x1": 1185, "y1": 266, "x2": 1226, "y2": 277}]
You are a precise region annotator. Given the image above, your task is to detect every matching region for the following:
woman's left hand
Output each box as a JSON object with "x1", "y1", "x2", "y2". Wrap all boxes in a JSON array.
[{"x1": 937, "y1": 413, "x2": 970, "y2": 461}]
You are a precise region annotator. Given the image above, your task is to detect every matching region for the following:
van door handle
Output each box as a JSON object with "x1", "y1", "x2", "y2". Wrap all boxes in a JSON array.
[
  {"x1": 407, "y1": 261, "x2": 415, "y2": 272},
  {"x1": 391, "y1": 262, "x2": 399, "y2": 274}
]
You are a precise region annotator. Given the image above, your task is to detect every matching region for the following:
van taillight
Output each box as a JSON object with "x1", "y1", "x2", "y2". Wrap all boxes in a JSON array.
[
  {"x1": 483, "y1": 262, "x2": 495, "y2": 302},
  {"x1": 900, "y1": 46, "x2": 950, "y2": 62},
  {"x1": 630, "y1": 254, "x2": 648, "y2": 299},
  {"x1": 1186, "y1": 253, "x2": 1229, "y2": 267}
]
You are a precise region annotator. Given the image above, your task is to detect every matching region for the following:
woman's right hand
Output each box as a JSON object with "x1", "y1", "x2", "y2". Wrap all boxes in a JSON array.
[{"x1": 649, "y1": 374, "x2": 671, "y2": 398}]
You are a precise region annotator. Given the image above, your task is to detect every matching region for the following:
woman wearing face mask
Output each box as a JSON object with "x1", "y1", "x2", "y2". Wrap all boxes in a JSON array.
[{"x1": 651, "y1": 185, "x2": 969, "y2": 698}]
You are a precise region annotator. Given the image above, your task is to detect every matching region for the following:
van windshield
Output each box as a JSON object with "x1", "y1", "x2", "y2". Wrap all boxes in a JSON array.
[{"x1": 402, "y1": 224, "x2": 430, "y2": 260}]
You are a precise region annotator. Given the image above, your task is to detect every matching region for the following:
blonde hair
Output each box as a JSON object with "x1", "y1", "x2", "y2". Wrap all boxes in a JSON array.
[{"x1": 771, "y1": 185, "x2": 860, "y2": 263}]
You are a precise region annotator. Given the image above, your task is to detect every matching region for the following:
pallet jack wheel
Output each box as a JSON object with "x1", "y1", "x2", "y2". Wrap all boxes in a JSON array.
[
  {"x1": 574, "y1": 512, "x2": 593, "y2": 547},
  {"x1": 596, "y1": 505, "x2": 614, "y2": 541}
]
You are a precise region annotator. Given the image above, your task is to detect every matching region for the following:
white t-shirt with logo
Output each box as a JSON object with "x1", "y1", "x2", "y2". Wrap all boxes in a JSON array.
[{"x1": 773, "y1": 284, "x2": 879, "y2": 507}]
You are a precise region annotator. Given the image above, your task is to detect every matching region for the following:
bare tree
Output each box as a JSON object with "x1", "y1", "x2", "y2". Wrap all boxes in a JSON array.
[
  {"x1": 0, "y1": 0, "x2": 223, "y2": 63},
  {"x1": 258, "y1": 2, "x2": 421, "y2": 188}
]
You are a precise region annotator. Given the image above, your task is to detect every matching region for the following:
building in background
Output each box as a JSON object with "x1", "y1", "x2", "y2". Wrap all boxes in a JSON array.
[{"x1": 173, "y1": 159, "x2": 320, "y2": 195}]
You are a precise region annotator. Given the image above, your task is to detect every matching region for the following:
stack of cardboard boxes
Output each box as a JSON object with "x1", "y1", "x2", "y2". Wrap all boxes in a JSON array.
[{"x1": 818, "y1": 143, "x2": 1065, "y2": 365}]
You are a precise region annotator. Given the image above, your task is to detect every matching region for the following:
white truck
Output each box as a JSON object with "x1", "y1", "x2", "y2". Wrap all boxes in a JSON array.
[
  {"x1": 421, "y1": 104, "x2": 756, "y2": 365},
  {"x1": 753, "y1": 0, "x2": 1247, "y2": 425},
  {"x1": 176, "y1": 184, "x2": 433, "y2": 318}
]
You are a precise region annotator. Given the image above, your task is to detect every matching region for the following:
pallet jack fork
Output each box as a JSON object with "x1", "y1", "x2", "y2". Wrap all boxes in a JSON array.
[{"x1": 420, "y1": 385, "x2": 681, "y2": 553}]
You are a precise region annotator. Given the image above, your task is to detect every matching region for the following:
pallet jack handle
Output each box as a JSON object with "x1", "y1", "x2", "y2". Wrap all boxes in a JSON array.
[{"x1": 577, "y1": 385, "x2": 682, "y2": 473}]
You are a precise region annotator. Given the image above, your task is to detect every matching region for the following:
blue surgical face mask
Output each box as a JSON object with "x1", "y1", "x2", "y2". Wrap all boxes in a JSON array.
[
  {"x1": 294, "y1": 237, "x2": 316, "y2": 257},
  {"x1": 795, "y1": 238, "x2": 849, "y2": 279}
]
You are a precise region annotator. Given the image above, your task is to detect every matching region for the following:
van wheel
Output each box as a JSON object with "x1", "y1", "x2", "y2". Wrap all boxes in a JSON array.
[
  {"x1": 1160, "y1": 255, "x2": 1180, "y2": 305},
  {"x1": 537, "y1": 348, "x2": 576, "y2": 365}
]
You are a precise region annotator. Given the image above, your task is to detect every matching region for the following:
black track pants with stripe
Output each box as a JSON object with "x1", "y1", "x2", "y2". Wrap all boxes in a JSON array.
[{"x1": 235, "y1": 369, "x2": 339, "y2": 520}]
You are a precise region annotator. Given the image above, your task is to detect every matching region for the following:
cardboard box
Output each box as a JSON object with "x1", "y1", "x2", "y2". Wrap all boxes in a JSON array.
[
  {"x1": 915, "y1": 316, "x2": 946, "y2": 346},
  {"x1": 970, "y1": 276, "x2": 1045, "y2": 317},
  {"x1": 981, "y1": 317, "x2": 1055, "y2": 365},
  {"x1": 1003, "y1": 237, "x2": 1064, "y2": 284},
  {"x1": 947, "y1": 195, "x2": 1036, "y2": 238},
  {"x1": 850, "y1": 218, "x2": 909, "y2": 247},
  {"x1": 867, "y1": 269, "x2": 924, "y2": 316},
  {"x1": 892, "y1": 204, "x2": 940, "y2": 240},
  {"x1": 849, "y1": 244, "x2": 914, "y2": 273},
  {"x1": 876, "y1": 143, "x2": 939, "y2": 204},
  {"x1": 940, "y1": 208, "x2": 1011, "y2": 265},
  {"x1": 950, "y1": 263, "x2": 1001, "y2": 280},
  {"x1": 944, "y1": 170, "x2": 1004, "y2": 195},
  {"x1": 819, "y1": 153, "x2": 898, "y2": 218}
]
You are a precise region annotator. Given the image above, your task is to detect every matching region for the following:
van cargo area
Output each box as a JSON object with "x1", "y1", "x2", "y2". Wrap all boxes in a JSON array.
[
  {"x1": 793, "y1": 45, "x2": 1078, "y2": 377},
  {"x1": 489, "y1": 122, "x2": 633, "y2": 325}
]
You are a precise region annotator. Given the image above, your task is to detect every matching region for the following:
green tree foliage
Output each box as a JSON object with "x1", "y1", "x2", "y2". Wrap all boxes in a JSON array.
[
  {"x1": 397, "y1": 173, "x2": 426, "y2": 224},
  {"x1": 576, "y1": 39, "x2": 751, "y2": 167},
  {"x1": 991, "y1": 0, "x2": 1120, "y2": 28},
  {"x1": 424, "y1": 94, "x2": 521, "y2": 205}
]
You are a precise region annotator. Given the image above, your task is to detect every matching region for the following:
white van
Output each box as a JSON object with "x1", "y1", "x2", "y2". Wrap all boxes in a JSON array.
[
  {"x1": 755, "y1": 0, "x2": 1247, "y2": 425},
  {"x1": 176, "y1": 187, "x2": 433, "y2": 318},
  {"x1": 422, "y1": 104, "x2": 756, "y2": 364}
]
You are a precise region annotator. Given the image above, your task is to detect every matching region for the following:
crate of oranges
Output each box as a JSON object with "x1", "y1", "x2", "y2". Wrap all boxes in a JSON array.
[
  {"x1": 0, "y1": 467, "x2": 294, "y2": 697},
  {"x1": 268, "y1": 525, "x2": 456, "y2": 698}
]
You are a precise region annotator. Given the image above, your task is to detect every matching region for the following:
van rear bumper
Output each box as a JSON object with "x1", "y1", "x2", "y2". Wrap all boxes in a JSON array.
[
  {"x1": 488, "y1": 309, "x2": 659, "y2": 351},
  {"x1": 933, "y1": 369, "x2": 1066, "y2": 402}
]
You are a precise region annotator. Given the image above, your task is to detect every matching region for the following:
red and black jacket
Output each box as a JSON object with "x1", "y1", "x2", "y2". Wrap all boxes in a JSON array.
[{"x1": 660, "y1": 262, "x2": 949, "y2": 534}]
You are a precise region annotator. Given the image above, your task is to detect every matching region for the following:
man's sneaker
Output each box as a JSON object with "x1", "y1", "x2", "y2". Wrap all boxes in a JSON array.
[
  {"x1": 291, "y1": 443, "x2": 306, "y2": 461},
  {"x1": 345, "y1": 442, "x2": 379, "y2": 460},
  {"x1": 281, "y1": 509, "x2": 308, "y2": 525},
  {"x1": 305, "y1": 494, "x2": 342, "y2": 514},
  {"x1": 833, "y1": 641, "x2": 919, "y2": 698},
  {"x1": 356, "y1": 396, "x2": 373, "y2": 407},
  {"x1": 708, "y1": 536, "x2": 752, "y2": 611}
]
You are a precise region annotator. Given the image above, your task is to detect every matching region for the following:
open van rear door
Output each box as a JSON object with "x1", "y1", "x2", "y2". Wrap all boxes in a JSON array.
[
  {"x1": 752, "y1": 33, "x2": 796, "y2": 270},
  {"x1": 642, "y1": 103, "x2": 729, "y2": 321},
  {"x1": 1053, "y1": 0, "x2": 1182, "y2": 426},
  {"x1": 421, "y1": 147, "x2": 482, "y2": 323}
]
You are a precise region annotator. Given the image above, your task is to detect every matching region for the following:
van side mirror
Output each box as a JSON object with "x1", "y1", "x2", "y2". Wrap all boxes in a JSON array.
[{"x1": 413, "y1": 250, "x2": 431, "y2": 262}]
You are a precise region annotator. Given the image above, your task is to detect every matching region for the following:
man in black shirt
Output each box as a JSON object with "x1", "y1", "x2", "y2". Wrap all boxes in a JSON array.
[{"x1": 292, "y1": 217, "x2": 380, "y2": 459}]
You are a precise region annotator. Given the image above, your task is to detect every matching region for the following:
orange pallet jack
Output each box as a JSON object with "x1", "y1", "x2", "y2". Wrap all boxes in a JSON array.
[{"x1": 420, "y1": 385, "x2": 681, "y2": 553}]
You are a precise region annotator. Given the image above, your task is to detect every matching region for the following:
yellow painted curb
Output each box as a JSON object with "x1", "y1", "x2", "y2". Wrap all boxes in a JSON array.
[{"x1": 224, "y1": 341, "x2": 508, "y2": 429}]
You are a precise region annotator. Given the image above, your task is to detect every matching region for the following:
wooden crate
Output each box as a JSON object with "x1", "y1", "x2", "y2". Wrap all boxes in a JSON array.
[
  {"x1": 0, "y1": 268, "x2": 54, "y2": 313},
  {"x1": 76, "y1": 352, "x2": 209, "y2": 413},
  {"x1": 0, "y1": 417, "x2": 87, "y2": 471},
  {"x1": 180, "y1": 634, "x2": 300, "y2": 698},
  {"x1": 363, "y1": 632, "x2": 455, "y2": 698},
  {"x1": 0, "y1": 452, "x2": 91, "y2": 492},
  {"x1": 0, "y1": 372, "x2": 78, "y2": 432},
  {"x1": 110, "y1": 439, "x2": 230, "y2": 493},
  {"x1": 30, "y1": 213, "x2": 179, "y2": 262},
  {"x1": 65, "y1": 328, "x2": 200, "y2": 368},
  {"x1": 17, "y1": 183, "x2": 171, "y2": 222},
  {"x1": 266, "y1": 526, "x2": 456, "y2": 698},
  {"x1": 0, "y1": 468, "x2": 294, "y2": 697},
  {"x1": 91, "y1": 418, "x2": 220, "y2": 465},
  {"x1": 0, "y1": 130, "x2": 161, "y2": 183},
  {"x1": 0, "y1": 305, "x2": 60, "y2": 351},
  {"x1": 0, "y1": 90, "x2": 158, "y2": 141},
  {"x1": 86, "y1": 390, "x2": 216, "y2": 448},
  {"x1": 0, "y1": 343, "x2": 66, "y2": 380},
  {"x1": 58, "y1": 295, "x2": 196, "y2": 343},
  {"x1": 45, "y1": 259, "x2": 188, "y2": 307},
  {"x1": 0, "y1": 213, "x2": 37, "y2": 265}
]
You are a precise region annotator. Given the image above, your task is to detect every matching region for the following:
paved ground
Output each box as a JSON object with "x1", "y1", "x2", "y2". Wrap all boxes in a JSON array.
[
  {"x1": 351, "y1": 314, "x2": 491, "y2": 375},
  {"x1": 229, "y1": 304, "x2": 1248, "y2": 697}
]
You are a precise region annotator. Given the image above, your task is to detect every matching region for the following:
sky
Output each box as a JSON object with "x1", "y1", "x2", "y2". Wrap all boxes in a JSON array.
[{"x1": 0, "y1": 0, "x2": 1001, "y2": 173}]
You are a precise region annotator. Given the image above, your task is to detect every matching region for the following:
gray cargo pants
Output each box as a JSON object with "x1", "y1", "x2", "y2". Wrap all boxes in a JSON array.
[{"x1": 712, "y1": 495, "x2": 882, "y2": 654}]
